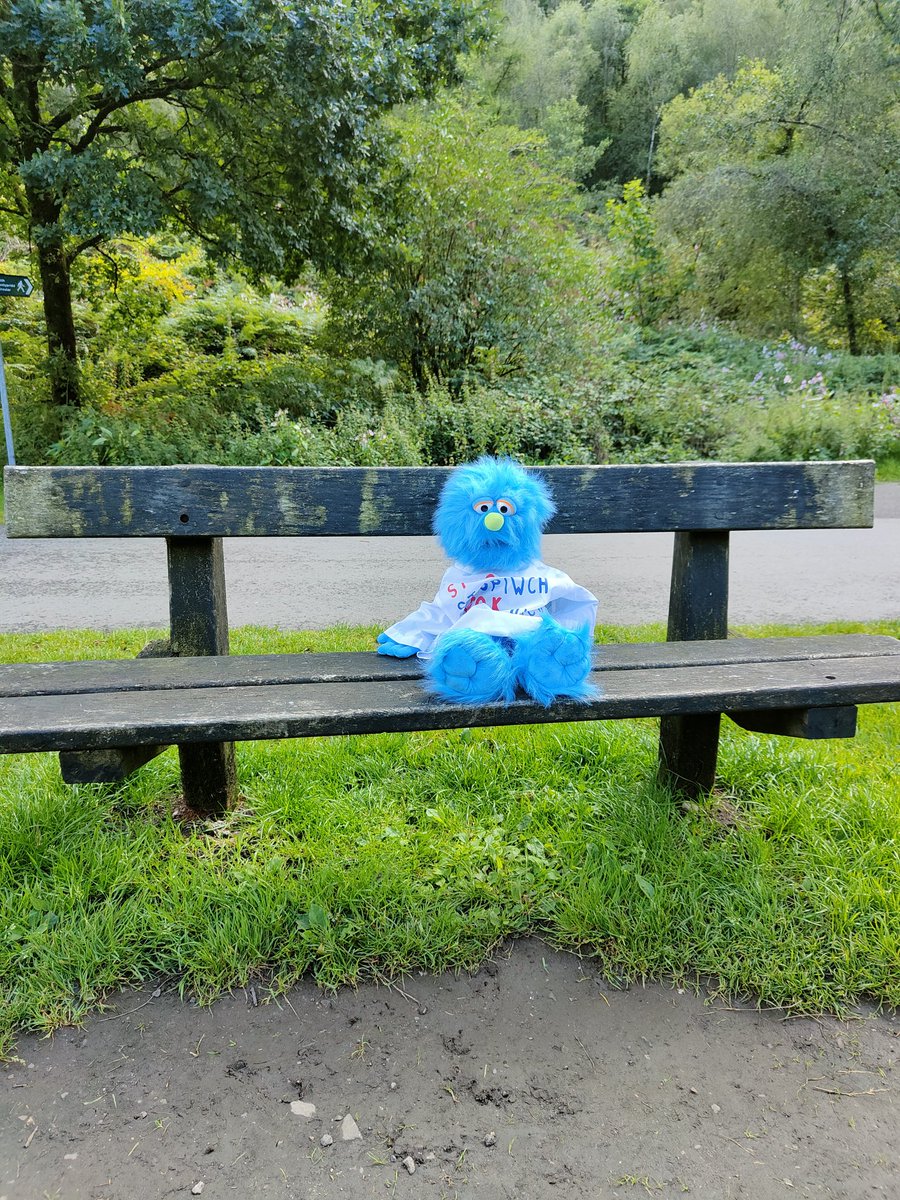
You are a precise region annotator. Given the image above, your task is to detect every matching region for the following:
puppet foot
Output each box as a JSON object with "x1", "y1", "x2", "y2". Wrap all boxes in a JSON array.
[
  {"x1": 512, "y1": 616, "x2": 596, "y2": 706},
  {"x1": 427, "y1": 630, "x2": 515, "y2": 704}
]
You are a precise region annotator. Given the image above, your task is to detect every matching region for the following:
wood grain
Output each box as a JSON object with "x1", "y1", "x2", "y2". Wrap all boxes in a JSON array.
[
  {"x1": 166, "y1": 535, "x2": 236, "y2": 814},
  {"x1": 2, "y1": 653, "x2": 899, "y2": 755},
  {"x1": 4, "y1": 461, "x2": 875, "y2": 537},
  {"x1": 2, "y1": 636, "x2": 897, "y2": 699}
]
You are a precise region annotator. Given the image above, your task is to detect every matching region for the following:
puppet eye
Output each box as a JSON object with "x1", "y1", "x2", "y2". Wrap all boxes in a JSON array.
[
  {"x1": 472, "y1": 499, "x2": 492, "y2": 514},
  {"x1": 496, "y1": 498, "x2": 516, "y2": 515}
]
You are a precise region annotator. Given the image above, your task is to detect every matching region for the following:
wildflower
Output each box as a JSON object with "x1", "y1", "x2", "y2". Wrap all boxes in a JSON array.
[{"x1": 784, "y1": 375, "x2": 792, "y2": 384}]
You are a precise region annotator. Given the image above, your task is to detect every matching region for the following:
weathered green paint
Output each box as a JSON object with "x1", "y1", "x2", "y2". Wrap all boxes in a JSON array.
[
  {"x1": 3, "y1": 461, "x2": 876, "y2": 538},
  {"x1": 359, "y1": 471, "x2": 384, "y2": 535},
  {"x1": 3, "y1": 652, "x2": 899, "y2": 755}
]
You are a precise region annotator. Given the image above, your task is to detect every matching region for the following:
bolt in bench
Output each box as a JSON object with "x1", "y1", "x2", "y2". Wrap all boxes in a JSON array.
[{"x1": 2, "y1": 461, "x2": 899, "y2": 817}]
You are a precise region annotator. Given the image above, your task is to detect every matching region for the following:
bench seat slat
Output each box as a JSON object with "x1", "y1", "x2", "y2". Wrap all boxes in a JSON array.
[
  {"x1": 1, "y1": 635, "x2": 897, "y2": 699},
  {"x1": 2, "y1": 653, "x2": 899, "y2": 755}
]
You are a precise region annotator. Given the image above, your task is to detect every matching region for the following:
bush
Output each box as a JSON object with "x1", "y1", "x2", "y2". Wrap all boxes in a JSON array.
[
  {"x1": 6, "y1": 228, "x2": 896, "y2": 473},
  {"x1": 322, "y1": 96, "x2": 603, "y2": 391},
  {"x1": 719, "y1": 389, "x2": 899, "y2": 463},
  {"x1": 168, "y1": 291, "x2": 317, "y2": 357},
  {"x1": 419, "y1": 382, "x2": 611, "y2": 466}
]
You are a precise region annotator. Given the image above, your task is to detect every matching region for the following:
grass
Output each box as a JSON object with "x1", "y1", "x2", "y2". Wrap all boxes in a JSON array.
[
  {"x1": 876, "y1": 452, "x2": 900, "y2": 482},
  {"x1": 1, "y1": 620, "x2": 898, "y2": 1056}
]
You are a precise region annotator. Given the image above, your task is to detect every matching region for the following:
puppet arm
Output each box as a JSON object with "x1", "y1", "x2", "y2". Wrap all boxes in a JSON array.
[{"x1": 377, "y1": 574, "x2": 457, "y2": 658}]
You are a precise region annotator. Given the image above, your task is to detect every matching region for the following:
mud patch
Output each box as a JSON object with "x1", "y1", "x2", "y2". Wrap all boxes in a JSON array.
[{"x1": 2, "y1": 939, "x2": 897, "y2": 1199}]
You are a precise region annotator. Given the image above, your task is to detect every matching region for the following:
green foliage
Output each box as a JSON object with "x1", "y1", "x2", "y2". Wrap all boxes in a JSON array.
[
  {"x1": 470, "y1": 0, "x2": 608, "y2": 178},
  {"x1": 0, "y1": 0, "x2": 483, "y2": 266},
  {"x1": 169, "y1": 293, "x2": 317, "y2": 359},
  {"x1": 323, "y1": 96, "x2": 603, "y2": 390},
  {"x1": 0, "y1": 0, "x2": 486, "y2": 406},
  {"x1": 655, "y1": 3, "x2": 900, "y2": 353},
  {"x1": 7, "y1": 245, "x2": 897, "y2": 471},
  {"x1": 418, "y1": 380, "x2": 612, "y2": 465},
  {"x1": 603, "y1": 179, "x2": 672, "y2": 324},
  {"x1": 1, "y1": 621, "x2": 899, "y2": 1052},
  {"x1": 470, "y1": 0, "x2": 898, "y2": 352}
]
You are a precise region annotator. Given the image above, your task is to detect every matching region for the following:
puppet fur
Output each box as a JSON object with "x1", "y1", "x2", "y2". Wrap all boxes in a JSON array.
[{"x1": 378, "y1": 456, "x2": 597, "y2": 706}]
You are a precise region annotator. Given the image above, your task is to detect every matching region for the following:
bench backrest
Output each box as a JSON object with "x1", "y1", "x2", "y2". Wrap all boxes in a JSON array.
[
  {"x1": 2, "y1": 461, "x2": 876, "y2": 537},
  {"x1": 3, "y1": 460, "x2": 876, "y2": 660}
]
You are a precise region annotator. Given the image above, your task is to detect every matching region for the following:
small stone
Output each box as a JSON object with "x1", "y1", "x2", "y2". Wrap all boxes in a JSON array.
[
  {"x1": 390, "y1": 1082, "x2": 397, "y2": 1090},
  {"x1": 402, "y1": 1156, "x2": 416, "y2": 1175},
  {"x1": 484, "y1": 1131, "x2": 497, "y2": 1147},
  {"x1": 320, "y1": 1133, "x2": 334, "y2": 1147},
  {"x1": 710, "y1": 1104, "x2": 721, "y2": 1114},
  {"x1": 290, "y1": 1101, "x2": 317, "y2": 1119},
  {"x1": 341, "y1": 1114, "x2": 362, "y2": 1141},
  {"x1": 418, "y1": 1007, "x2": 428, "y2": 1016},
  {"x1": 191, "y1": 1185, "x2": 205, "y2": 1196}
]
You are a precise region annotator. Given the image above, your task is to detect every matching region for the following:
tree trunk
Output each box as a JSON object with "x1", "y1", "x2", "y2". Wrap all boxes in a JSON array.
[
  {"x1": 34, "y1": 230, "x2": 80, "y2": 407},
  {"x1": 11, "y1": 57, "x2": 81, "y2": 406},
  {"x1": 840, "y1": 265, "x2": 859, "y2": 356}
]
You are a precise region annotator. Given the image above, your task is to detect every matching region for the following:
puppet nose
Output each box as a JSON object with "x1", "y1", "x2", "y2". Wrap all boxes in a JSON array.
[{"x1": 484, "y1": 512, "x2": 504, "y2": 532}]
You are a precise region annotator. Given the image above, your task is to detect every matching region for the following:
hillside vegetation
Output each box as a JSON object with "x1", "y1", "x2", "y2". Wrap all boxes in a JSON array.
[{"x1": 1, "y1": 1, "x2": 897, "y2": 469}]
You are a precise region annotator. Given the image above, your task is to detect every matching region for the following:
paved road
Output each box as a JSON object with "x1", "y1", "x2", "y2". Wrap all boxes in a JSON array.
[{"x1": 2, "y1": 485, "x2": 898, "y2": 633}]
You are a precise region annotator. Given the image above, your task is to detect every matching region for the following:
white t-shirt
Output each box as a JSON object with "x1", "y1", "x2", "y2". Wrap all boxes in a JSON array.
[{"x1": 383, "y1": 559, "x2": 598, "y2": 659}]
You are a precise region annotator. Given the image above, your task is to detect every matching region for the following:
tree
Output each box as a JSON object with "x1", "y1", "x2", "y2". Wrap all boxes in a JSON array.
[
  {"x1": 656, "y1": 2, "x2": 900, "y2": 350},
  {"x1": 602, "y1": 0, "x2": 787, "y2": 187},
  {"x1": 603, "y1": 178, "x2": 669, "y2": 324},
  {"x1": 0, "y1": 0, "x2": 483, "y2": 407},
  {"x1": 323, "y1": 97, "x2": 602, "y2": 390},
  {"x1": 467, "y1": 0, "x2": 608, "y2": 179}
]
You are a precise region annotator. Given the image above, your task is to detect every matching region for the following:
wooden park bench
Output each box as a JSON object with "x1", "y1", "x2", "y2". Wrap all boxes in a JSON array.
[{"x1": 2, "y1": 461, "x2": 899, "y2": 817}]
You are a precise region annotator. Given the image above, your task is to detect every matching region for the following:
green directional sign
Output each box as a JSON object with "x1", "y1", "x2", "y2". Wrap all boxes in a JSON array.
[{"x1": 0, "y1": 273, "x2": 34, "y2": 297}]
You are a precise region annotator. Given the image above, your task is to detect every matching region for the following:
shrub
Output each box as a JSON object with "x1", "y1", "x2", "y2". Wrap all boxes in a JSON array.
[
  {"x1": 168, "y1": 291, "x2": 317, "y2": 357},
  {"x1": 419, "y1": 382, "x2": 611, "y2": 466},
  {"x1": 719, "y1": 389, "x2": 900, "y2": 463}
]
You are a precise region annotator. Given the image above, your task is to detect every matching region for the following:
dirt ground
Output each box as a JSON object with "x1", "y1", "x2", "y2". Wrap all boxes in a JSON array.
[{"x1": 2, "y1": 939, "x2": 897, "y2": 1200}]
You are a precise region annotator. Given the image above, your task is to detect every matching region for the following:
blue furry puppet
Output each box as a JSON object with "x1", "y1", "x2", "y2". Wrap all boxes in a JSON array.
[{"x1": 377, "y1": 456, "x2": 598, "y2": 705}]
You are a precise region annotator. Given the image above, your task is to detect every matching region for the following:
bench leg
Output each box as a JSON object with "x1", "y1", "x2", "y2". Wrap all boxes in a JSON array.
[
  {"x1": 658, "y1": 713, "x2": 721, "y2": 796},
  {"x1": 167, "y1": 535, "x2": 237, "y2": 816},
  {"x1": 658, "y1": 529, "x2": 729, "y2": 797},
  {"x1": 178, "y1": 743, "x2": 237, "y2": 817}
]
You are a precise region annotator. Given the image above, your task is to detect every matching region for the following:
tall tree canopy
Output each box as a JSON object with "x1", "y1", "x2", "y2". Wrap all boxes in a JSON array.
[
  {"x1": 657, "y1": 0, "x2": 900, "y2": 349},
  {"x1": 324, "y1": 96, "x2": 602, "y2": 391},
  {"x1": 0, "y1": 0, "x2": 483, "y2": 405}
]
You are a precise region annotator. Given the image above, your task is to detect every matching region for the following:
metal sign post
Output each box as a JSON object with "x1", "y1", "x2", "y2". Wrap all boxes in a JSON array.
[
  {"x1": 0, "y1": 273, "x2": 33, "y2": 466},
  {"x1": 1, "y1": 338, "x2": 14, "y2": 465}
]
